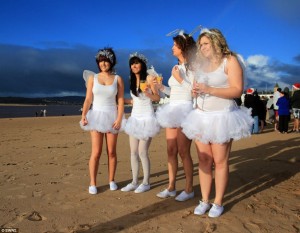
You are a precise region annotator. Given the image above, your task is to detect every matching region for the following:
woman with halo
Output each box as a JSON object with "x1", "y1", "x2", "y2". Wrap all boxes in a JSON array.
[
  {"x1": 181, "y1": 28, "x2": 253, "y2": 217},
  {"x1": 121, "y1": 52, "x2": 160, "y2": 193},
  {"x1": 80, "y1": 47, "x2": 125, "y2": 195},
  {"x1": 155, "y1": 30, "x2": 197, "y2": 201}
]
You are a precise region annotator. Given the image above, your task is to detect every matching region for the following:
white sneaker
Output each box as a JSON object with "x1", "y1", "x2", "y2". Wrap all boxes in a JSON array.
[
  {"x1": 156, "y1": 189, "x2": 176, "y2": 198},
  {"x1": 109, "y1": 181, "x2": 118, "y2": 191},
  {"x1": 175, "y1": 191, "x2": 194, "y2": 202},
  {"x1": 89, "y1": 185, "x2": 97, "y2": 194},
  {"x1": 208, "y1": 203, "x2": 224, "y2": 218},
  {"x1": 194, "y1": 201, "x2": 211, "y2": 215},
  {"x1": 134, "y1": 184, "x2": 150, "y2": 193},
  {"x1": 121, "y1": 183, "x2": 138, "y2": 192}
]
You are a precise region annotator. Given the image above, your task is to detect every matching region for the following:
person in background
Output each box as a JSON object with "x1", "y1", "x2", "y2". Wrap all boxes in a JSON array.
[
  {"x1": 182, "y1": 28, "x2": 253, "y2": 218},
  {"x1": 291, "y1": 83, "x2": 300, "y2": 133},
  {"x1": 258, "y1": 95, "x2": 267, "y2": 133},
  {"x1": 80, "y1": 47, "x2": 125, "y2": 194},
  {"x1": 121, "y1": 53, "x2": 160, "y2": 193},
  {"x1": 155, "y1": 30, "x2": 197, "y2": 202},
  {"x1": 276, "y1": 90, "x2": 291, "y2": 134},
  {"x1": 244, "y1": 88, "x2": 260, "y2": 134},
  {"x1": 273, "y1": 87, "x2": 282, "y2": 131},
  {"x1": 266, "y1": 96, "x2": 274, "y2": 123}
]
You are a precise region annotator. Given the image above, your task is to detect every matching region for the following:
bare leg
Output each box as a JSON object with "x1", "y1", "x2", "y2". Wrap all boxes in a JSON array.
[
  {"x1": 165, "y1": 128, "x2": 178, "y2": 191},
  {"x1": 195, "y1": 141, "x2": 213, "y2": 202},
  {"x1": 177, "y1": 128, "x2": 193, "y2": 193},
  {"x1": 89, "y1": 131, "x2": 104, "y2": 186},
  {"x1": 106, "y1": 132, "x2": 118, "y2": 182},
  {"x1": 211, "y1": 141, "x2": 232, "y2": 205}
]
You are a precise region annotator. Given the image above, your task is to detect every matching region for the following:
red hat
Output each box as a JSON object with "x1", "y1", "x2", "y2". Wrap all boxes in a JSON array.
[
  {"x1": 293, "y1": 83, "x2": 300, "y2": 90},
  {"x1": 246, "y1": 88, "x2": 255, "y2": 94}
]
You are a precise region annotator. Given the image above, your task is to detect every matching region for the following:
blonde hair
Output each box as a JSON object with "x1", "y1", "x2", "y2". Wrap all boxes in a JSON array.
[{"x1": 197, "y1": 28, "x2": 236, "y2": 61}]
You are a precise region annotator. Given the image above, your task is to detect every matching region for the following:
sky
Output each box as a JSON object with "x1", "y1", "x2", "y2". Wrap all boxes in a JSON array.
[{"x1": 0, "y1": 0, "x2": 300, "y2": 97}]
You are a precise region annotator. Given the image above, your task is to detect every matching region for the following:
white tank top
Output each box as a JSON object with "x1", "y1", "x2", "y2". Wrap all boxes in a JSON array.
[
  {"x1": 196, "y1": 59, "x2": 235, "y2": 111},
  {"x1": 168, "y1": 64, "x2": 194, "y2": 103},
  {"x1": 130, "y1": 91, "x2": 154, "y2": 116},
  {"x1": 92, "y1": 75, "x2": 118, "y2": 110}
]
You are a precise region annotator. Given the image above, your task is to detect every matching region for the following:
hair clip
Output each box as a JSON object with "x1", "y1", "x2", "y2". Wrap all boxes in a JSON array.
[
  {"x1": 95, "y1": 49, "x2": 114, "y2": 63},
  {"x1": 129, "y1": 52, "x2": 148, "y2": 64}
]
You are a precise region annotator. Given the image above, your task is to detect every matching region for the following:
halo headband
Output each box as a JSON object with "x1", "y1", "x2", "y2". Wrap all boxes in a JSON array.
[
  {"x1": 95, "y1": 49, "x2": 114, "y2": 64},
  {"x1": 166, "y1": 29, "x2": 186, "y2": 39},
  {"x1": 129, "y1": 52, "x2": 148, "y2": 64}
]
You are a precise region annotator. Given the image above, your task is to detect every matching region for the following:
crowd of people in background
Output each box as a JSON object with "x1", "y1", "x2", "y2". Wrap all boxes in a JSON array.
[{"x1": 243, "y1": 83, "x2": 300, "y2": 134}]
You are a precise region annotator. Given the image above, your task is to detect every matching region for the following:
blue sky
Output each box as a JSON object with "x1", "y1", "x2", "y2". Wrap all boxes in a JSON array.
[{"x1": 0, "y1": 0, "x2": 299, "y2": 97}]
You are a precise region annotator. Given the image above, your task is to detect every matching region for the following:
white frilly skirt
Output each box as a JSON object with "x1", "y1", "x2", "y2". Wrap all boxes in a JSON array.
[
  {"x1": 125, "y1": 114, "x2": 160, "y2": 140},
  {"x1": 181, "y1": 106, "x2": 253, "y2": 144},
  {"x1": 156, "y1": 101, "x2": 193, "y2": 128},
  {"x1": 79, "y1": 106, "x2": 126, "y2": 134}
]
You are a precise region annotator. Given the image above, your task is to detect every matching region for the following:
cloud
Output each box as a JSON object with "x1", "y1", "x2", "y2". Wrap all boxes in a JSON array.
[
  {"x1": 245, "y1": 54, "x2": 300, "y2": 91},
  {"x1": 0, "y1": 43, "x2": 175, "y2": 97},
  {"x1": 0, "y1": 43, "x2": 298, "y2": 97}
]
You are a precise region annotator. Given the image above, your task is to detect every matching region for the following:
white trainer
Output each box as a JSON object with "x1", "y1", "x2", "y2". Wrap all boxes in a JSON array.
[
  {"x1": 89, "y1": 185, "x2": 97, "y2": 195},
  {"x1": 175, "y1": 191, "x2": 194, "y2": 202},
  {"x1": 109, "y1": 181, "x2": 118, "y2": 191},
  {"x1": 194, "y1": 201, "x2": 211, "y2": 215},
  {"x1": 121, "y1": 183, "x2": 138, "y2": 192},
  {"x1": 134, "y1": 184, "x2": 150, "y2": 193},
  {"x1": 208, "y1": 203, "x2": 224, "y2": 218},
  {"x1": 156, "y1": 189, "x2": 177, "y2": 198}
]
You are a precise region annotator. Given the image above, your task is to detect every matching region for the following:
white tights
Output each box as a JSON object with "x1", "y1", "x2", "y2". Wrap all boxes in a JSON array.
[{"x1": 129, "y1": 136, "x2": 152, "y2": 185}]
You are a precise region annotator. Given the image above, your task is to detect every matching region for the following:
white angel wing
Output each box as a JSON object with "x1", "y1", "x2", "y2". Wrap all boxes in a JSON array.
[
  {"x1": 83, "y1": 70, "x2": 96, "y2": 87},
  {"x1": 236, "y1": 54, "x2": 247, "y2": 87}
]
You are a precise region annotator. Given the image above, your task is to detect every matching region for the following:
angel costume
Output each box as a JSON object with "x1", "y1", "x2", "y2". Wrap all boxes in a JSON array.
[
  {"x1": 181, "y1": 58, "x2": 253, "y2": 144},
  {"x1": 124, "y1": 91, "x2": 160, "y2": 140},
  {"x1": 80, "y1": 73, "x2": 125, "y2": 134},
  {"x1": 156, "y1": 64, "x2": 194, "y2": 128}
]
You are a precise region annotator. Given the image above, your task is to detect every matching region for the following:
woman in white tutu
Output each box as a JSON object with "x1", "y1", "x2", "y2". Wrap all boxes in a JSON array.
[
  {"x1": 121, "y1": 53, "x2": 160, "y2": 193},
  {"x1": 181, "y1": 28, "x2": 253, "y2": 217},
  {"x1": 80, "y1": 48, "x2": 125, "y2": 194},
  {"x1": 155, "y1": 31, "x2": 197, "y2": 201}
]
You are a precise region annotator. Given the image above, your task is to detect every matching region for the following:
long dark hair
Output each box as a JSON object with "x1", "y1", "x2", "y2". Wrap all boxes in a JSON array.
[{"x1": 129, "y1": 57, "x2": 147, "y2": 97}]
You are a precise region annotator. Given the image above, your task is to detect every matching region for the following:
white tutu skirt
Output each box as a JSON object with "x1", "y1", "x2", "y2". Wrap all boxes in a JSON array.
[
  {"x1": 80, "y1": 107, "x2": 126, "y2": 134},
  {"x1": 125, "y1": 115, "x2": 160, "y2": 140},
  {"x1": 181, "y1": 106, "x2": 253, "y2": 144},
  {"x1": 156, "y1": 102, "x2": 193, "y2": 128}
]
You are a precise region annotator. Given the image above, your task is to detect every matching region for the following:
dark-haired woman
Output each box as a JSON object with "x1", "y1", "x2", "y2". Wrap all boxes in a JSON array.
[
  {"x1": 155, "y1": 32, "x2": 197, "y2": 201},
  {"x1": 80, "y1": 48, "x2": 125, "y2": 194},
  {"x1": 121, "y1": 53, "x2": 160, "y2": 193}
]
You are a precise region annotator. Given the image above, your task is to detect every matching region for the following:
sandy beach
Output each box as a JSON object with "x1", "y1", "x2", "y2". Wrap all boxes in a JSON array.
[{"x1": 0, "y1": 116, "x2": 299, "y2": 233}]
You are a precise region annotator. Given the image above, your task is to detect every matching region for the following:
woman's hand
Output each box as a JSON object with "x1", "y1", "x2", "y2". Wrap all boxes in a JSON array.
[
  {"x1": 197, "y1": 83, "x2": 211, "y2": 95},
  {"x1": 112, "y1": 119, "x2": 121, "y2": 130},
  {"x1": 81, "y1": 116, "x2": 88, "y2": 126}
]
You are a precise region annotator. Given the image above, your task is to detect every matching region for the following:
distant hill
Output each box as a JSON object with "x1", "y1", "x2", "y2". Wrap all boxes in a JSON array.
[{"x1": 0, "y1": 96, "x2": 85, "y2": 105}]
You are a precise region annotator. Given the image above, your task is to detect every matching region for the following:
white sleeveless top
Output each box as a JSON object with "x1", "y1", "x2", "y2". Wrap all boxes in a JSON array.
[
  {"x1": 92, "y1": 75, "x2": 118, "y2": 110},
  {"x1": 130, "y1": 91, "x2": 155, "y2": 116},
  {"x1": 196, "y1": 59, "x2": 235, "y2": 112},
  {"x1": 165, "y1": 64, "x2": 194, "y2": 103}
]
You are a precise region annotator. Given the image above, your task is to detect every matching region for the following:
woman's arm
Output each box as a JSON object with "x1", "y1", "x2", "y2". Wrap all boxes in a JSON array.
[{"x1": 113, "y1": 76, "x2": 125, "y2": 129}]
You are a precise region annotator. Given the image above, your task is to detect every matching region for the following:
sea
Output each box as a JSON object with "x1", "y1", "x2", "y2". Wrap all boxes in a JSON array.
[{"x1": 0, "y1": 105, "x2": 133, "y2": 118}]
